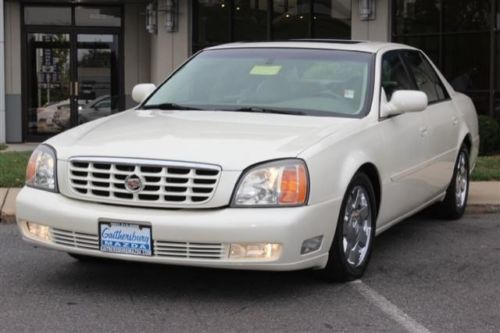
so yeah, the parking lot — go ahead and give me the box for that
[0,212,499,333]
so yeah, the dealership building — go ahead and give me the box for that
[0,0,497,143]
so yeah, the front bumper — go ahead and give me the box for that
[16,187,342,271]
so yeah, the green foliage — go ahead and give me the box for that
[472,155,500,181]
[0,144,7,151]
[0,151,32,187]
[478,115,500,155]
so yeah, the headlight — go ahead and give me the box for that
[232,159,309,207]
[26,144,58,192]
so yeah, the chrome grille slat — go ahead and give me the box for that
[68,157,221,207]
[48,227,226,261]
[154,241,227,260]
[50,228,100,250]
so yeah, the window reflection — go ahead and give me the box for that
[394,0,440,35]
[193,0,231,52]
[233,0,268,41]
[272,0,310,40]
[313,0,351,38]
[27,34,71,135]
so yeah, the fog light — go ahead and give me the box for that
[229,243,282,260]
[301,235,323,254]
[25,222,50,241]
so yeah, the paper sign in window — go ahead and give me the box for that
[250,65,282,76]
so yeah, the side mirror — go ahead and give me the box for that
[132,83,156,104]
[381,90,428,117]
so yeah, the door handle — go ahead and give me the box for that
[69,81,73,97]
[74,82,79,97]
[419,126,428,137]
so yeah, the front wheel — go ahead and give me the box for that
[321,172,377,282]
[435,144,470,220]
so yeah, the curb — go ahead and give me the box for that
[0,188,20,224]
[466,204,500,215]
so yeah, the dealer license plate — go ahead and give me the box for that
[99,222,152,256]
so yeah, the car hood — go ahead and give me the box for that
[47,109,355,170]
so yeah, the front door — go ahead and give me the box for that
[23,6,124,141]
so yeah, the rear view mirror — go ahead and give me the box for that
[381,90,428,117]
[132,83,156,104]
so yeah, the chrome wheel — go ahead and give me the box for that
[455,151,468,209]
[342,186,372,268]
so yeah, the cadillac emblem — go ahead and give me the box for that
[124,174,145,193]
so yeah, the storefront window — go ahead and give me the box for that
[75,7,122,27]
[193,0,231,52]
[233,0,268,41]
[393,0,496,117]
[442,0,490,32]
[193,0,352,51]
[394,0,440,35]
[272,0,310,39]
[313,0,351,39]
[24,6,71,26]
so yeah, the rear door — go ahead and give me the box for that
[401,50,458,196]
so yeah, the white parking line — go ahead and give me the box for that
[350,280,432,333]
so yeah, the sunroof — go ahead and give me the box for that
[288,39,362,44]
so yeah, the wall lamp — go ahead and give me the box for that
[145,0,178,34]
[145,2,157,34]
[359,0,376,21]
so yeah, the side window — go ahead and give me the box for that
[381,51,415,100]
[402,51,448,103]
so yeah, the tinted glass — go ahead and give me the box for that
[24,6,71,25]
[394,0,440,35]
[272,0,310,39]
[443,33,490,91]
[193,0,231,52]
[313,0,351,38]
[145,48,373,117]
[393,35,440,66]
[76,34,120,125]
[442,0,490,32]
[75,7,122,27]
[233,0,268,41]
[381,51,415,100]
[402,51,447,103]
[26,33,71,136]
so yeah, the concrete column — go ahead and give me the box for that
[124,3,151,108]
[150,0,190,85]
[0,0,5,143]
[351,0,391,42]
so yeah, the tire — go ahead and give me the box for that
[321,172,377,282]
[435,144,470,220]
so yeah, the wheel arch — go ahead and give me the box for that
[356,163,381,220]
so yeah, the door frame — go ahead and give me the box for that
[21,3,125,142]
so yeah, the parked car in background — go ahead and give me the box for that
[52,95,114,128]
[18,41,479,281]
[37,99,85,132]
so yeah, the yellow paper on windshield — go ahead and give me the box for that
[250,65,282,76]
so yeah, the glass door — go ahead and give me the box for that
[76,34,120,125]
[26,33,72,136]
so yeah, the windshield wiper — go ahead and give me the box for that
[228,106,307,116]
[141,103,202,110]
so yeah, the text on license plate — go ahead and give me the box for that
[99,222,152,256]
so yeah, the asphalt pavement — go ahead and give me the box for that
[0,213,499,333]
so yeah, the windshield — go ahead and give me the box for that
[143,48,374,117]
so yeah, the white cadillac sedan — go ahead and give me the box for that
[17,40,479,282]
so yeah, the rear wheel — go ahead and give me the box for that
[321,172,377,282]
[435,144,470,220]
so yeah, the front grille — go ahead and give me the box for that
[68,157,221,207]
[50,228,100,250]
[49,227,226,260]
[154,241,227,259]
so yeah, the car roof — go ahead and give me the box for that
[206,40,416,54]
